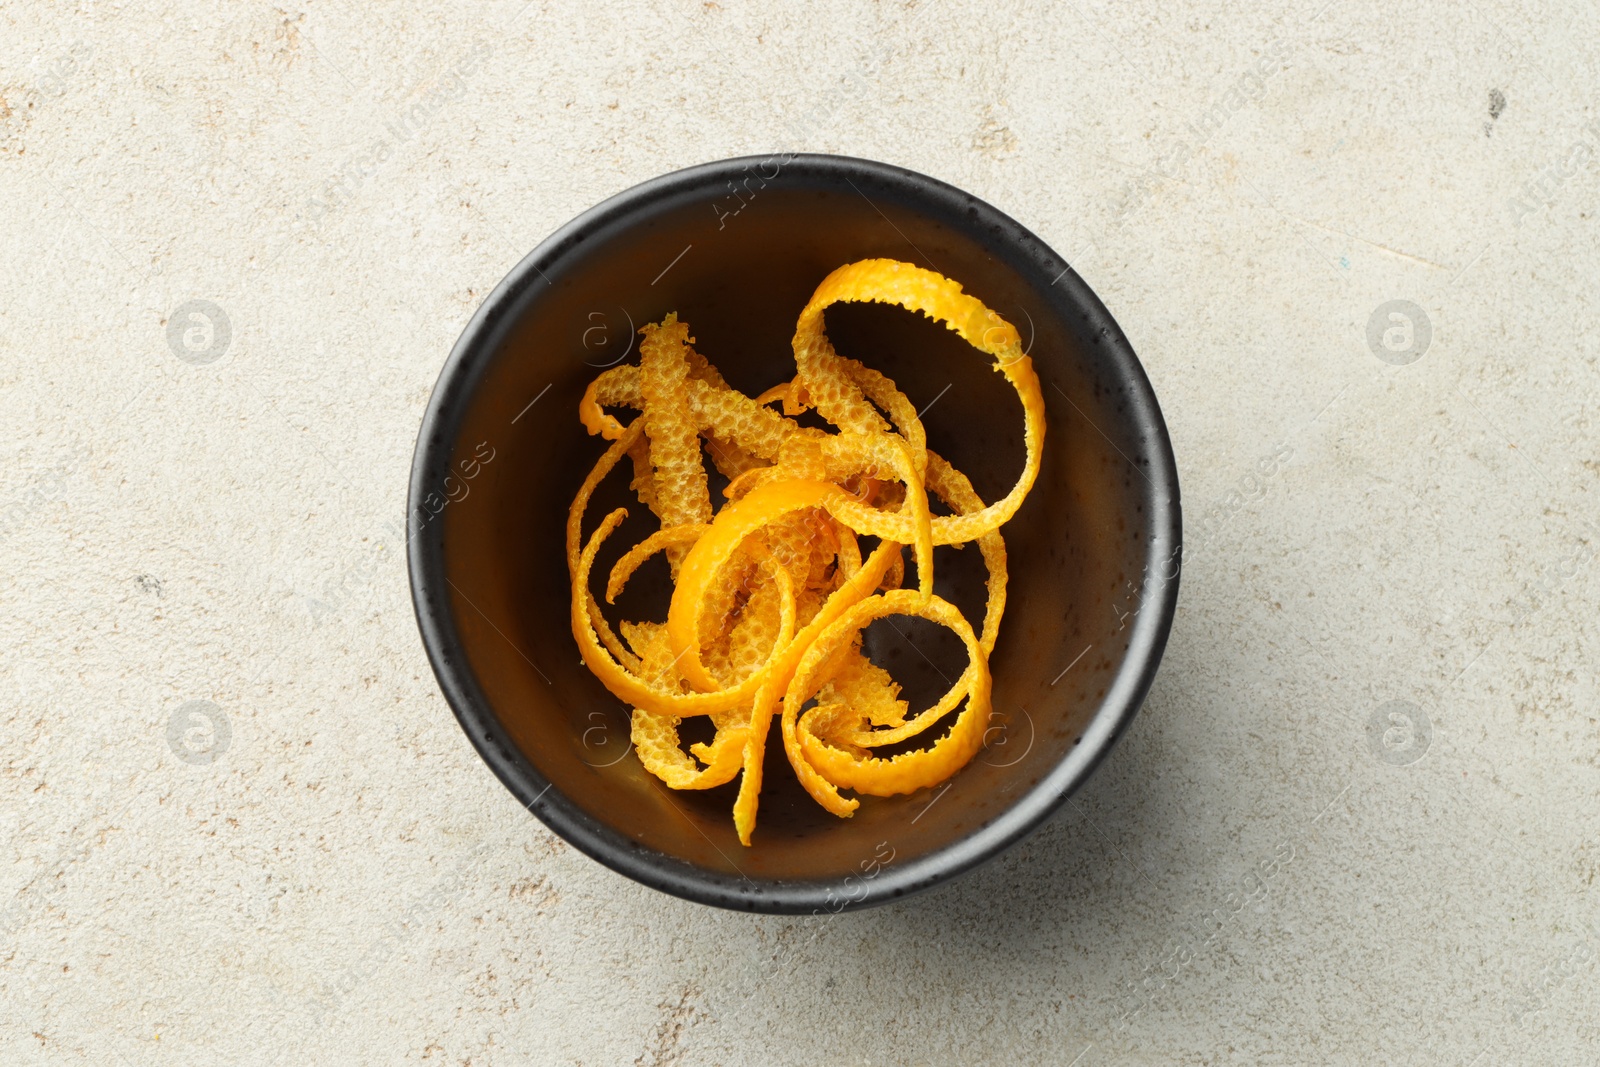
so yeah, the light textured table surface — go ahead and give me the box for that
[4,1,1599,1063]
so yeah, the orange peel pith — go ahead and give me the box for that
[567,259,1044,843]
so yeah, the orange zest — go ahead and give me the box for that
[567,259,1044,843]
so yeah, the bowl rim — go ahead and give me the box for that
[408,152,1181,914]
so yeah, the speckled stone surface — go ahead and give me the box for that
[3,1,1599,1063]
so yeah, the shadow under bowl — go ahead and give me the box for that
[408,153,1180,913]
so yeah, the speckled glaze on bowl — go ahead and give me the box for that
[408,153,1180,913]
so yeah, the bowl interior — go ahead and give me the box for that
[417,156,1175,900]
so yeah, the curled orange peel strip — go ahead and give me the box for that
[628,563,797,790]
[606,524,708,604]
[785,590,991,802]
[793,258,1046,545]
[638,315,712,531]
[567,258,1039,843]
[572,506,798,716]
[666,480,836,692]
[927,451,1007,658]
[564,420,648,672]
[579,367,635,440]
[754,381,793,408]
[729,537,903,842]
[666,479,905,693]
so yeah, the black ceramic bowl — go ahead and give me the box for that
[408,154,1179,913]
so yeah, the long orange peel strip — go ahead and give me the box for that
[784,589,991,806]
[567,258,1043,844]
